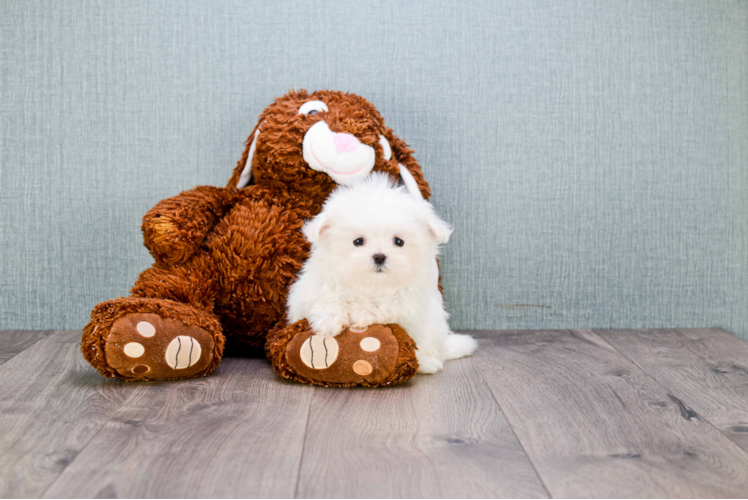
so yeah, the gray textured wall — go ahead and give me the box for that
[1,0,746,338]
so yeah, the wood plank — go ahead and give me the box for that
[0,330,52,365]
[0,331,134,498]
[597,328,748,452]
[473,329,748,498]
[43,358,314,499]
[296,356,548,499]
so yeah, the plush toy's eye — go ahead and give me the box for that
[353,237,365,247]
[299,100,329,115]
[394,237,404,247]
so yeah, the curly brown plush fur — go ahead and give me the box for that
[82,90,428,386]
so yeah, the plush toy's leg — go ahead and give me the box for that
[82,297,225,381]
[266,320,418,387]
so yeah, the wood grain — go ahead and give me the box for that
[0,330,52,365]
[0,331,134,498]
[473,329,748,498]
[296,356,548,499]
[5,328,748,498]
[597,328,748,452]
[43,358,314,499]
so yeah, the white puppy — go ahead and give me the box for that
[287,172,477,374]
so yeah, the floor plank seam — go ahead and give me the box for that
[471,357,553,499]
[0,330,54,367]
[589,329,748,461]
[293,387,315,499]
[36,379,136,498]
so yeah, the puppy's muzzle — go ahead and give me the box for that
[373,253,387,272]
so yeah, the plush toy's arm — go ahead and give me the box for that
[142,186,239,266]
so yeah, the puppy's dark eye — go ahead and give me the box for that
[353,238,365,247]
[394,237,404,247]
[308,110,318,115]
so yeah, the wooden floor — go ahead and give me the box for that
[1,329,748,498]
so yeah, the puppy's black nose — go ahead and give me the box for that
[373,253,386,266]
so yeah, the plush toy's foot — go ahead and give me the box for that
[82,297,225,381]
[266,320,418,387]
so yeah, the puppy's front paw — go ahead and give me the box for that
[416,355,444,374]
[309,312,349,337]
[349,309,377,330]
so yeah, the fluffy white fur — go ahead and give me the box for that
[287,173,477,374]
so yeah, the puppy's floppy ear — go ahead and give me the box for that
[382,127,432,200]
[303,213,333,244]
[227,117,264,190]
[422,208,453,244]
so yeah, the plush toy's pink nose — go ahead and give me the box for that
[333,133,360,153]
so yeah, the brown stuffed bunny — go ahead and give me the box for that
[82,90,431,387]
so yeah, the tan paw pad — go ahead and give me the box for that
[136,321,156,337]
[359,337,381,352]
[165,336,202,369]
[352,360,373,375]
[299,335,339,369]
[123,342,145,358]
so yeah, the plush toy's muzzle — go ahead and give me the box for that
[302,121,377,184]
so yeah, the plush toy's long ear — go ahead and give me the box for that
[398,163,423,200]
[302,213,332,244]
[382,128,431,200]
[227,121,262,190]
